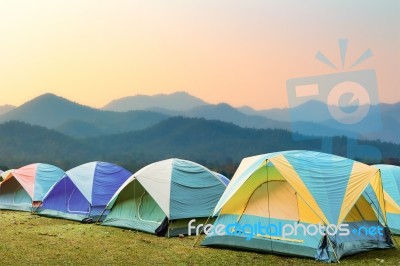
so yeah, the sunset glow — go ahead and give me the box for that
[0,1,398,109]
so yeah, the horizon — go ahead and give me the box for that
[1,1,399,109]
[1,91,399,112]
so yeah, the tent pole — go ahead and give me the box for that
[266,164,273,252]
[326,235,340,263]
[391,232,400,248]
[32,204,40,214]
[364,172,388,226]
[375,171,398,247]
[354,204,366,221]
[194,162,270,247]
[96,208,106,224]
[192,209,215,247]
[364,192,389,229]
[168,220,170,238]
[31,200,34,214]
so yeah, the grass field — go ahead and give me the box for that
[0,211,399,265]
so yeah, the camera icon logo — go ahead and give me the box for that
[327,80,370,125]
[286,40,382,160]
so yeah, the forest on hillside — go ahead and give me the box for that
[1,118,399,177]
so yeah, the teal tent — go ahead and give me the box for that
[102,158,228,236]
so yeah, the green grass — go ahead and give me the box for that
[0,211,399,265]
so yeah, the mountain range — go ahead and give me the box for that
[1,119,399,176]
[0,94,168,137]
[0,105,15,116]
[1,92,398,143]
[0,92,400,143]
[102,91,207,112]
[0,92,399,173]
[103,92,400,143]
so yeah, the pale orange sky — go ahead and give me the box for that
[0,1,399,109]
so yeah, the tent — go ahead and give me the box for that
[202,151,393,262]
[372,164,400,234]
[0,169,14,182]
[38,161,132,221]
[102,158,228,236]
[213,172,230,186]
[0,164,65,211]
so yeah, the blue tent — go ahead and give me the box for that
[38,161,132,221]
[372,164,400,234]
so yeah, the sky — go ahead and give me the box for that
[0,0,399,110]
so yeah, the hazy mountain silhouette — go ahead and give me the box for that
[238,100,400,143]
[182,103,290,129]
[137,102,358,138]
[381,102,400,123]
[102,91,208,112]
[148,102,360,138]
[1,118,398,171]
[0,92,398,142]
[238,105,290,121]
[54,120,105,138]
[0,121,93,167]
[0,93,99,128]
[239,100,400,121]
[0,93,169,136]
[0,105,16,116]
[239,100,369,122]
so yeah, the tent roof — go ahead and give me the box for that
[213,172,230,186]
[3,163,65,201]
[62,161,132,205]
[214,150,381,226]
[107,158,227,219]
[373,164,400,210]
[0,169,14,182]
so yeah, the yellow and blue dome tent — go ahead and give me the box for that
[372,164,400,234]
[102,158,228,237]
[202,151,393,262]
